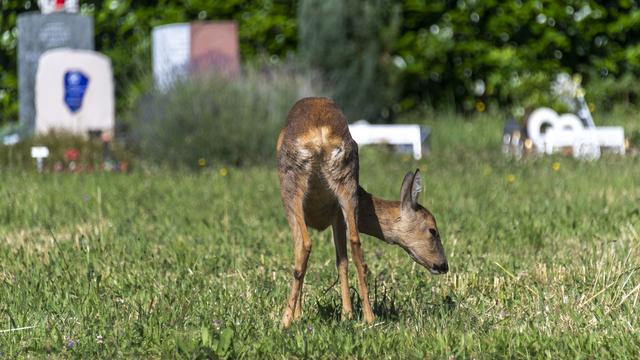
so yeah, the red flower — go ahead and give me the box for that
[64,148,79,161]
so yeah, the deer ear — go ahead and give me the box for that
[400,169,422,212]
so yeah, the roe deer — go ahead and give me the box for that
[277,97,448,329]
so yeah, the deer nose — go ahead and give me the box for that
[433,262,448,274]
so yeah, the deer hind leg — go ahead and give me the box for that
[332,214,353,320]
[279,169,312,329]
[324,142,375,324]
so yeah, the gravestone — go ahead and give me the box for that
[191,22,240,75]
[35,49,114,135]
[152,21,240,90]
[152,23,191,90]
[17,12,93,132]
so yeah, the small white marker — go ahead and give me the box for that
[31,146,50,173]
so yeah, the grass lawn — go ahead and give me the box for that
[1,113,639,358]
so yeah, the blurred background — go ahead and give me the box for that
[1,0,639,168]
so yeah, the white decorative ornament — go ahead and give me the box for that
[38,0,79,14]
[527,107,585,152]
[527,107,625,160]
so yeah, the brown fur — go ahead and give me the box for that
[277,97,448,329]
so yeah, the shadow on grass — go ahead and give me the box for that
[311,273,404,323]
[311,272,460,324]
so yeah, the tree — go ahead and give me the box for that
[298,0,402,122]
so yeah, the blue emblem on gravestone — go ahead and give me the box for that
[64,70,89,113]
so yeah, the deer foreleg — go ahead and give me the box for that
[342,202,375,324]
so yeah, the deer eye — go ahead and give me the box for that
[429,228,439,238]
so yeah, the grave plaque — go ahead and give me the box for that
[17,12,94,132]
[35,49,114,135]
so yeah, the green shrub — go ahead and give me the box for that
[131,64,324,169]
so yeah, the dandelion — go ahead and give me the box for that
[419,164,428,173]
[475,100,486,112]
[96,334,103,344]
[552,162,561,171]
[198,158,206,167]
[402,155,411,163]
[506,174,516,183]
[588,102,596,113]
[219,167,228,177]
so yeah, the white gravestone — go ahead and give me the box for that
[35,49,114,135]
[152,23,191,90]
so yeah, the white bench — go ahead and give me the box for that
[348,122,430,160]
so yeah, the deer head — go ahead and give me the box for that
[394,169,448,274]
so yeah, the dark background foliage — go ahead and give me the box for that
[1,0,640,125]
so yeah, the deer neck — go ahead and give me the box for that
[357,186,402,244]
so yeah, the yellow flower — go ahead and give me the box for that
[475,100,486,112]
[402,155,411,163]
[524,139,533,151]
[588,102,596,113]
[219,167,228,177]
[198,158,206,167]
[419,164,428,173]
[552,162,561,171]
[506,174,516,183]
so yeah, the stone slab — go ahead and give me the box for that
[190,21,240,75]
[35,49,114,135]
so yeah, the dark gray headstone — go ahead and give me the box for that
[17,12,93,132]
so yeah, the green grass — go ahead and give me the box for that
[1,113,639,358]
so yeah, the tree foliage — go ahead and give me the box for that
[298,0,402,122]
[396,0,640,113]
[2,0,640,125]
